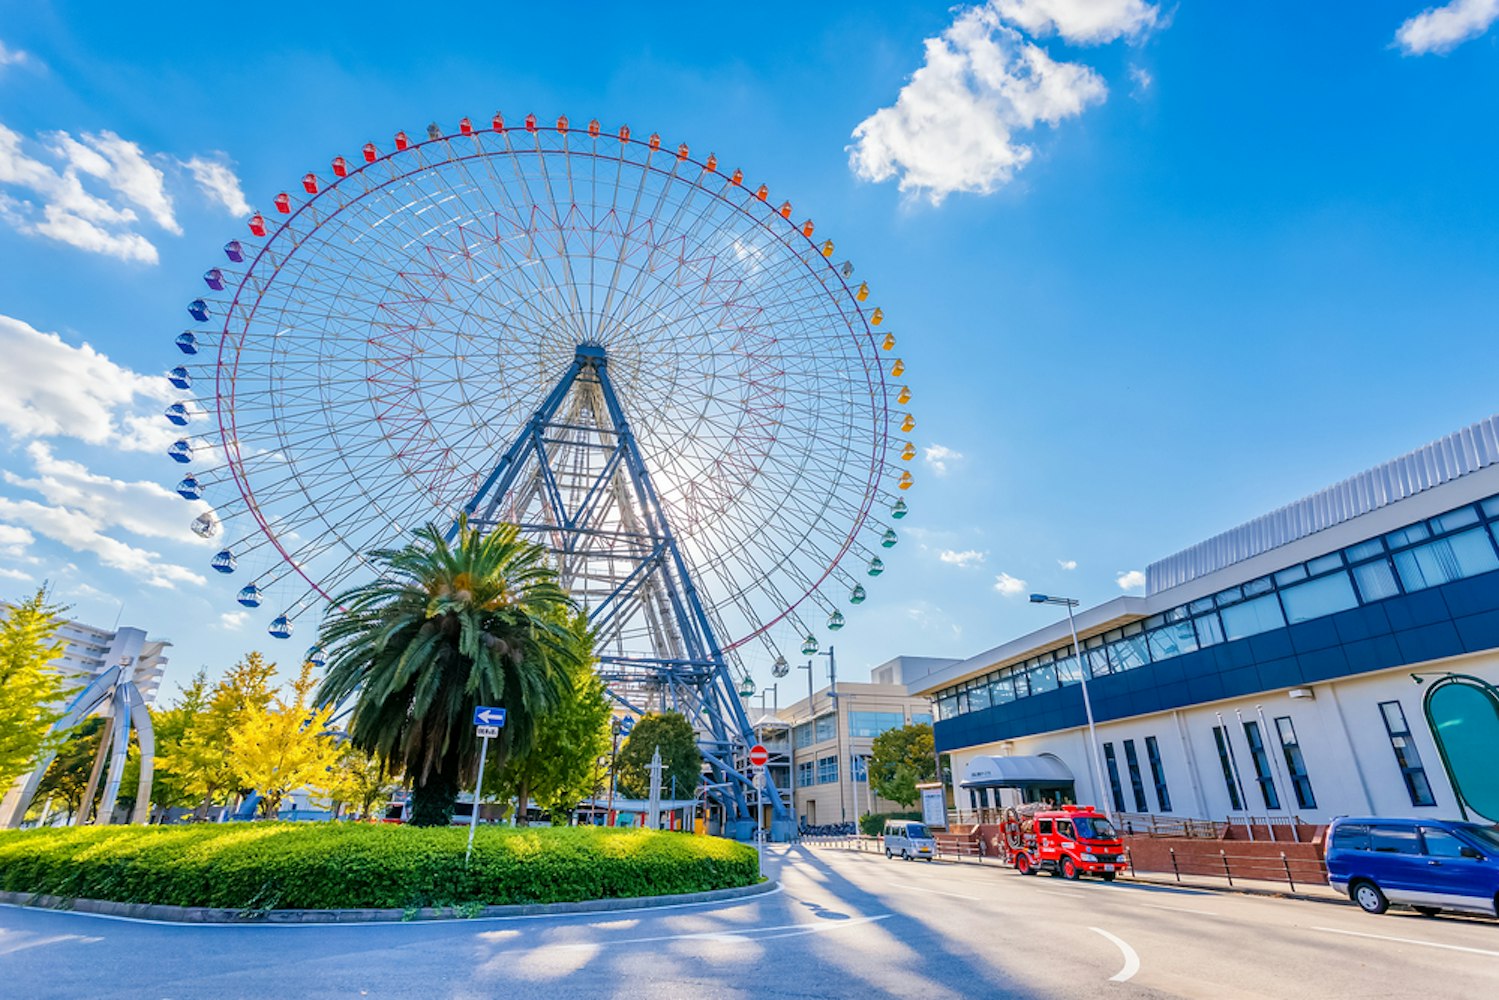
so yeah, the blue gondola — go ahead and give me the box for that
[165,403,190,426]
[168,439,192,463]
[168,366,192,389]
[268,615,294,639]
[237,584,262,608]
[211,549,236,573]
[175,332,198,355]
[187,299,209,322]
[175,475,202,500]
[306,644,327,667]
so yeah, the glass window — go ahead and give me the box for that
[1352,559,1401,602]
[1108,633,1150,671]
[1379,700,1436,807]
[1331,824,1370,852]
[1346,539,1385,562]
[1369,826,1420,854]
[793,722,814,748]
[1147,621,1198,660]
[816,755,839,784]
[1085,647,1112,678]
[1166,605,1189,622]
[910,712,933,727]
[1194,613,1226,647]
[814,714,837,744]
[955,689,969,714]
[1434,507,1480,533]
[1484,496,1499,519]
[1027,662,1059,694]
[1144,613,1166,629]
[1274,565,1308,586]
[1421,828,1468,858]
[1220,593,1286,641]
[1055,653,1084,685]
[1102,742,1126,814]
[1145,735,1172,812]
[1387,523,1430,548]
[990,675,1015,705]
[1189,596,1216,615]
[796,760,814,787]
[1394,528,1499,591]
[1307,553,1343,576]
[1242,721,1281,810]
[1244,576,1274,597]
[967,684,991,713]
[849,711,906,738]
[1274,716,1316,810]
[1123,740,1149,813]
[1011,670,1030,699]
[1213,726,1245,811]
[1280,572,1359,624]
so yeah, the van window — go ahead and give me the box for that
[1369,826,1420,854]
[904,824,929,839]
[1056,820,1074,838]
[1331,824,1370,851]
[1421,828,1467,858]
[1037,819,1053,835]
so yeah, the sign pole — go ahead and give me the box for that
[467,731,490,865]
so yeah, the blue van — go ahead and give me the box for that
[1326,816,1499,917]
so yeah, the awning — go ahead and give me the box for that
[959,754,1075,790]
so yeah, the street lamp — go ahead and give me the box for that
[1030,593,1112,822]
[819,645,848,823]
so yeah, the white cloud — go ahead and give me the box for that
[0,523,34,555]
[993,571,1027,596]
[1128,64,1153,94]
[1116,569,1146,591]
[4,442,213,545]
[848,2,1119,204]
[939,548,988,568]
[923,443,964,476]
[0,565,31,581]
[0,313,178,452]
[184,155,250,216]
[993,0,1159,44]
[0,40,33,70]
[0,495,204,589]
[906,600,963,639]
[1057,558,1077,570]
[1395,0,1499,53]
[219,610,248,630]
[49,130,179,234]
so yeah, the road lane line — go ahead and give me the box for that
[553,913,893,949]
[1312,926,1499,958]
[1090,927,1141,983]
[888,882,981,901]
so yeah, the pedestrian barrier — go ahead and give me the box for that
[1136,846,1329,890]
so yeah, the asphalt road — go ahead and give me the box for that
[3,844,1498,999]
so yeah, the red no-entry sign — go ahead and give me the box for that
[748,744,769,767]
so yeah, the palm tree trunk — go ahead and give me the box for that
[409,770,459,827]
[516,778,530,826]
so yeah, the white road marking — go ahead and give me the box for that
[888,882,981,901]
[1313,926,1499,958]
[1090,927,1141,983]
[552,913,892,949]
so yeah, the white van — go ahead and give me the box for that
[883,819,936,861]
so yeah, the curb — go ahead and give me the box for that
[0,878,776,925]
[1123,874,1348,906]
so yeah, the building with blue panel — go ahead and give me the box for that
[908,417,1499,827]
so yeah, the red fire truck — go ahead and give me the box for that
[1000,804,1128,881]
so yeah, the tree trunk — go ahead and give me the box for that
[516,778,530,827]
[409,771,458,827]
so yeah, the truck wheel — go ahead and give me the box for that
[1352,880,1389,915]
[1060,857,1080,880]
[1016,853,1033,875]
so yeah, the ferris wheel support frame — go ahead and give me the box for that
[457,344,790,833]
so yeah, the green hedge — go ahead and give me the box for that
[859,811,923,837]
[0,823,758,912]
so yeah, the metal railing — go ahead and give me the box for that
[1139,846,1329,890]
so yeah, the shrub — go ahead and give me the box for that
[859,811,923,837]
[0,823,758,912]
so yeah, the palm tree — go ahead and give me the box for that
[316,520,584,826]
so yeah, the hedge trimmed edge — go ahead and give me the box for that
[0,824,760,914]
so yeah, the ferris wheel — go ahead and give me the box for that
[167,114,913,684]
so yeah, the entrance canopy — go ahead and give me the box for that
[959,754,1075,790]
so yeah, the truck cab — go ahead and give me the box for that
[1008,805,1127,881]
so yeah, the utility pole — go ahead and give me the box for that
[821,646,848,824]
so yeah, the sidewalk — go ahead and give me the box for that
[1122,869,1346,905]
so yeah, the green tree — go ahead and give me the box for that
[0,588,71,789]
[615,711,701,800]
[317,520,585,826]
[225,661,340,817]
[146,670,211,811]
[157,653,275,815]
[484,612,611,823]
[32,716,105,821]
[322,744,396,819]
[868,723,937,809]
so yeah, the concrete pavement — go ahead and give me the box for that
[2,843,1496,998]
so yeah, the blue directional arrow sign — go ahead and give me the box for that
[619,715,635,735]
[473,706,507,727]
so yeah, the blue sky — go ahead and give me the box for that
[1,1,1497,702]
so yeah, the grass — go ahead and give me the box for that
[0,822,758,912]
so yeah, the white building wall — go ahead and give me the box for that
[951,651,1499,826]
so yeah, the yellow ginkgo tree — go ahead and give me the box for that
[226,660,341,818]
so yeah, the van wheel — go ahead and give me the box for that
[1016,853,1033,875]
[1413,906,1441,917]
[885,847,893,859]
[1060,857,1080,880]
[1352,880,1389,915]
[902,849,911,861]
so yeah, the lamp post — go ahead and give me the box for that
[1030,593,1112,822]
[797,658,815,827]
[819,646,848,824]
